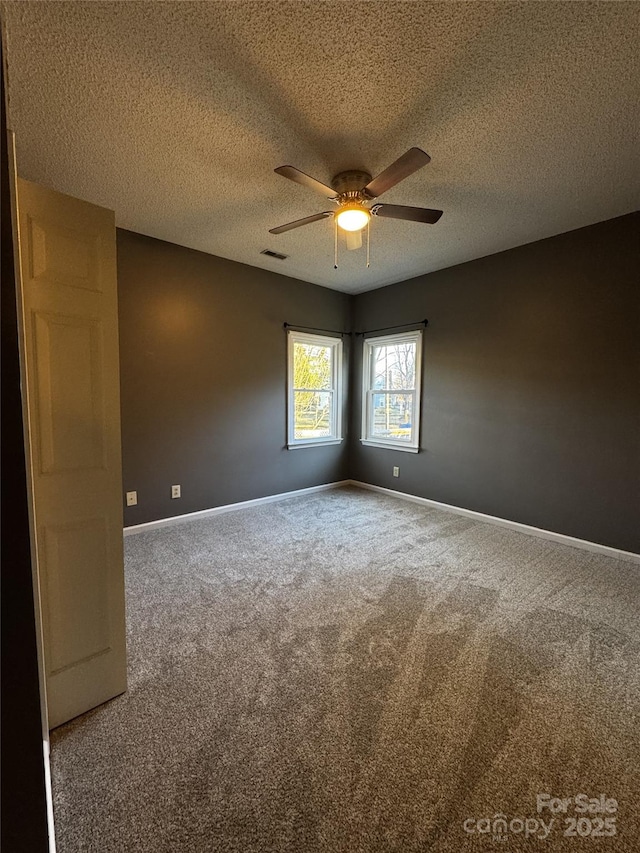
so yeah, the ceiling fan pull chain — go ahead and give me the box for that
[366,219,370,268]
[334,218,338,269]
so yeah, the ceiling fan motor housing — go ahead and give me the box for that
[331,170,373,200]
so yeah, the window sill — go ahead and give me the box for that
[287,438,344,450]
[360,439,419,453]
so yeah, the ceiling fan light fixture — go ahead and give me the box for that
[335,203,370,232]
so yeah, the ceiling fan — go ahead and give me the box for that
[269,147,443,264]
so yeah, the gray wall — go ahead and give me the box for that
[118,215,639,552]
[350,213,640,553]
[117,230,350,525]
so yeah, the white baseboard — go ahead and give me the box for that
[347,480,640,565]
[124,478,639,565]
[123,481,350,536]
[43,739,57,852]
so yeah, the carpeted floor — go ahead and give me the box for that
[50,486,640,852]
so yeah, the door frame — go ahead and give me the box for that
[7,125,57,851]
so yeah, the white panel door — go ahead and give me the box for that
[16,178,127,729]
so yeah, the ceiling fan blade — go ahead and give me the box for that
[345,230,362,251]
[269,211,333,234]
[275,166,338,199]
[363,148,431,199]
[371,204,443,224]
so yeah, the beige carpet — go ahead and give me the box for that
[50,486,640,851]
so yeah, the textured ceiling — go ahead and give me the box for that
[3,1,639,294]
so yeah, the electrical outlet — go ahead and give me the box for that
[171,484,181,499]
[393,467,400,478]
[126,490,137,506]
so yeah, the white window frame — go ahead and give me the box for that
[287,330,343,449]
[361,329,423,453]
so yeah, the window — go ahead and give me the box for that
[287,331,343,449]
[361,330,423,452]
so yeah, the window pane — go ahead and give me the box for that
[293,342,332,390]
[370,392,414,441]
[373,343,416,390]
[294,390,332,439]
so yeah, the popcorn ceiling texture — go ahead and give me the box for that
[3,1,639,293]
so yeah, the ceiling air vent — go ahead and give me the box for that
[261,249,288,260]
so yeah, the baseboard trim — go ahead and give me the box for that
[347,480,640,565]
[43,739,57,852]
[124,478,639,564]
[123,481,350,536]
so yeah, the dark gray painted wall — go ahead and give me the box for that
[350,213,640,553]
[118,215,639,552]
[117,230,351,526]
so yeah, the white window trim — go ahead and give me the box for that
[360,329,423,452]
[287,330,343,449]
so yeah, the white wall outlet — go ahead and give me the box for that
[393,467,400,478]
[126,490,137,506]
[171,484,181,499]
